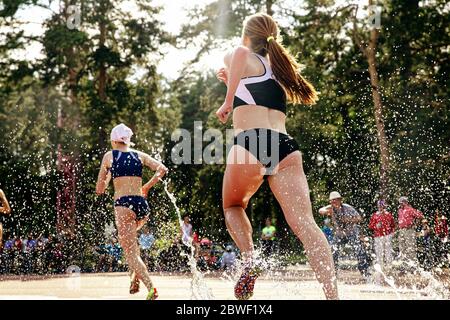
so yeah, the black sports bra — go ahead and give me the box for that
[233,53,287,114]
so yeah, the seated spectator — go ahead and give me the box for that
[48,239,65,273]
[34,237,47,274]
[418,219,435,270]
[321,218,334,244]
[23,233,38,273]
[0,233,14,273]
[12,236,23,274]
[103,237,122,272]
[220,245,237,271]
[96,242,109,272]
[2,234,14,253]
[197,238,216,271]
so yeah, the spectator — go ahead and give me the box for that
[261,217,276,256]
[48,238,65,273]
[319,191,371,279]
[434,210,449,267]
[0,232,14,273]
[23,233,37,273]
[180,215,194,266]
[12,235,23,274]
[40,232,49,245]
[221,245,237,270]
[369,200,396,270]
[417,219,435,270]
[3,235,14,252]
[321,218,333,244]
[434,210,448,239]
[34,237,47,274]
[397,196,423,265]
[106,237,123,272]
[139,226,155,250]
[192,231,201,258]
[96,242,109,272]
[180,215,193,246]
[26,233,37,252]
[197,238,215,271]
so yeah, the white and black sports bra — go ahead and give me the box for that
[233,53,287,114]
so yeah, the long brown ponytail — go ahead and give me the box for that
[243,13,318,105]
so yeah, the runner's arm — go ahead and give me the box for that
[140,152,168,197]
[96,152,112,195]
[319,205,332,216]
[224,46,249,105]
[0,189,11,214]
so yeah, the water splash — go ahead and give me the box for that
[163,179,214,300]
[372,263,402,299]
[403,260,449,299]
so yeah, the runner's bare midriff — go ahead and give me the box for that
[113,177,143,200]
[232,104,287,135]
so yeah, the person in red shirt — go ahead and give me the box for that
[397,196,424,264]
[369,200,396,270]
[434,210,448,239]
[433,209,449,266]
[192,231,201,258]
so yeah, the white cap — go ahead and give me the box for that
[110,123,133,145]
[329,191,342,201]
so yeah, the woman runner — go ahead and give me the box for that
[96,123,168,300]
[215,13,338,300]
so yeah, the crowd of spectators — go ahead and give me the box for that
[0,232,66,274]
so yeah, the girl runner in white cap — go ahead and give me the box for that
[96,123,168,300]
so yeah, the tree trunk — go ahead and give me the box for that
[352,1,391,199]
[266,0,274,16]
[366,30,390,198]
[366,0,390,198]
[97,13,108,151]
[56,0,79,240]
[98,21,107,101]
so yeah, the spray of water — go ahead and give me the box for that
[372,263,402,299]
[163,179,214,300]
[403,260,449,299]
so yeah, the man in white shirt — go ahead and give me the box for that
[181,215,193,246]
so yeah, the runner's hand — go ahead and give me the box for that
[141,186,149,198]
[216,102,232,124]
[216,67,228,84]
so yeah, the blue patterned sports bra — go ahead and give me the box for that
[110,150,142,179]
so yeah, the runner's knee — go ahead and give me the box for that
[223,200,248,211]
